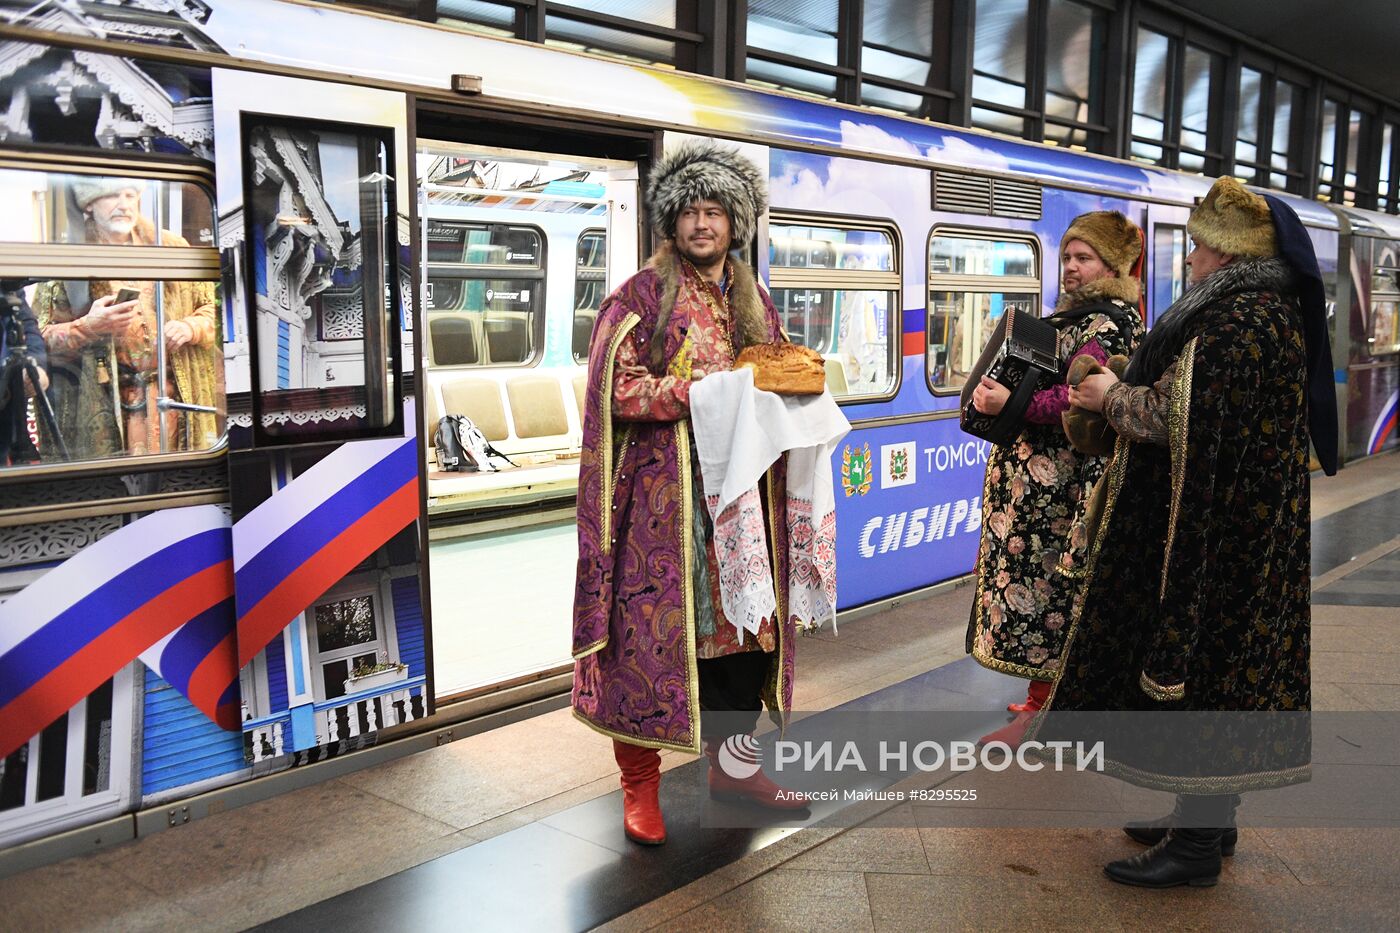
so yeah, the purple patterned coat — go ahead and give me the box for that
[572,249,794,752]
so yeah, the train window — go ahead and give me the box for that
[1152,226,1187,322]
[1370,265,1400,356]
[927,230,1041,395]
[243,116,401,444]
[425,221,545,368]
[768,218,900,401]
[0,163,224,470]
[573,229,606,363]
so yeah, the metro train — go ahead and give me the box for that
[0,0,1395,851]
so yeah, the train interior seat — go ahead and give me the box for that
[572,371,587,418]
[429,315,479,365]
[440,377,510,441]
[824,358,849,396]
[485,314,530,364]
[572,310,597,360]
[505,375,569,441]
[424,366,586,509]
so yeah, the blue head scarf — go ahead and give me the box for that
[1261,194,1338,475]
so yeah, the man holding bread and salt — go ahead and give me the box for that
[571,140,848,846]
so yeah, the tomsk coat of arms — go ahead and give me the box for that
[841,442,872,497]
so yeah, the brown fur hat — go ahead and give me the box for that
[1059,211,1142,278]
[1186,176,1277,259]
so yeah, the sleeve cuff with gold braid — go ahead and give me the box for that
[1139,670,1185,702]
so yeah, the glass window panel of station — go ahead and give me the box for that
[1131,28,1171,162]
[425,221,544,367]
[973,0,1028,111]
[748,0,839,67]
[545,13,676,67]
[573,229,606,363]
[1179,44,1216,158]
[435,0,516,37]
[1272,81,1303,187]
[1319,99,1341,201]
[745,56,839,99]
[1381,124,1396,212]
[1344,109,1365,202]
[926,232,1040,394]
[1044,0,1103,126]
[769,221,899,399]
[1236,67,1264,170]
[0,167,224,468]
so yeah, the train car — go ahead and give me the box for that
[0,0,1394,852]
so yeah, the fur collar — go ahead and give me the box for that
[1124,257,1293,386]
[1053,275,1140,315]
[645,241,769,370]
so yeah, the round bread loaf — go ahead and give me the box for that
[734,342,825,395]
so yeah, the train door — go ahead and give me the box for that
[212,71,430,765]
[417,140,640,701]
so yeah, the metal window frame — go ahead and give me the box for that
[767,209,903,405]
[925,224,1042,398]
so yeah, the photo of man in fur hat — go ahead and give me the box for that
[30,178,221,460]
[571,141,807,847]
[1048,176,1338,888]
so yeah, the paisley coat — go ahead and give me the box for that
[571,245,794,753]
[966,277,1143,681]
[1037,258,1313,793]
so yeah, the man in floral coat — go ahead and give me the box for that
[572,142,806,847]
[966,211,1144,741]
[1055,177,1337,887]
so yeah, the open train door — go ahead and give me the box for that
[212,71,430,768]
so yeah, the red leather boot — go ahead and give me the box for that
[613,740,665,845]
[704,737,809,810]
[1006,678,1052,713]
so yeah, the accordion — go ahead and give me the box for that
[959,308,1060,445]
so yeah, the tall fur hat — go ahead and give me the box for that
[71,178,141,210]
[1187,176,1277,259]
[1059,210,1142,278]
[646,141,767,249]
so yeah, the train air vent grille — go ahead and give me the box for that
[933,171,993,214]
[992,179,1043,219]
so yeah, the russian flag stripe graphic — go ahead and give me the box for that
[236,438,417,610]
[1368,390,1398,455]
[0,556,234,761]
[234,435,419,668]
[237,477,418,668]
[0,506,238,761]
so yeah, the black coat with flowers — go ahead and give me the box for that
[1041,258,1312,792]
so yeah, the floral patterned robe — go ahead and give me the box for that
[967,283,1143,681]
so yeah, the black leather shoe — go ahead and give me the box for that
[1104,829,1223,888]
[1124,822,1237,856]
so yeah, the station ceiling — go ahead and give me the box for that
[1170,0,1400,105]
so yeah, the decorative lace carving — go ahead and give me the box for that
[321,292,364,340]
[0,516,125,569]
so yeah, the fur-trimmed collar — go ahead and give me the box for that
[1053,275,1140,314]
[645,241,768,370]
[1124,257,1293,386]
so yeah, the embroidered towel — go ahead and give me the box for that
[689,368,851,636]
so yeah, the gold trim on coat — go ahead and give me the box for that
[1160,336,1197,602]
[599,313,640,555]
[1139,670,1186,702]
[677,425,703,753]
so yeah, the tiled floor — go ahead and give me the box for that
[1,451,1396,932]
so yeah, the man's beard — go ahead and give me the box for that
[676,236,728,268]
[93,214,136,241]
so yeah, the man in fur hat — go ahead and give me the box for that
[572,141,806,847]
[966,211,1144,743]
[1049,177,1336,887]
[31,178,220,460]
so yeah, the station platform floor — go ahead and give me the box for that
[2,450,1398,932]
